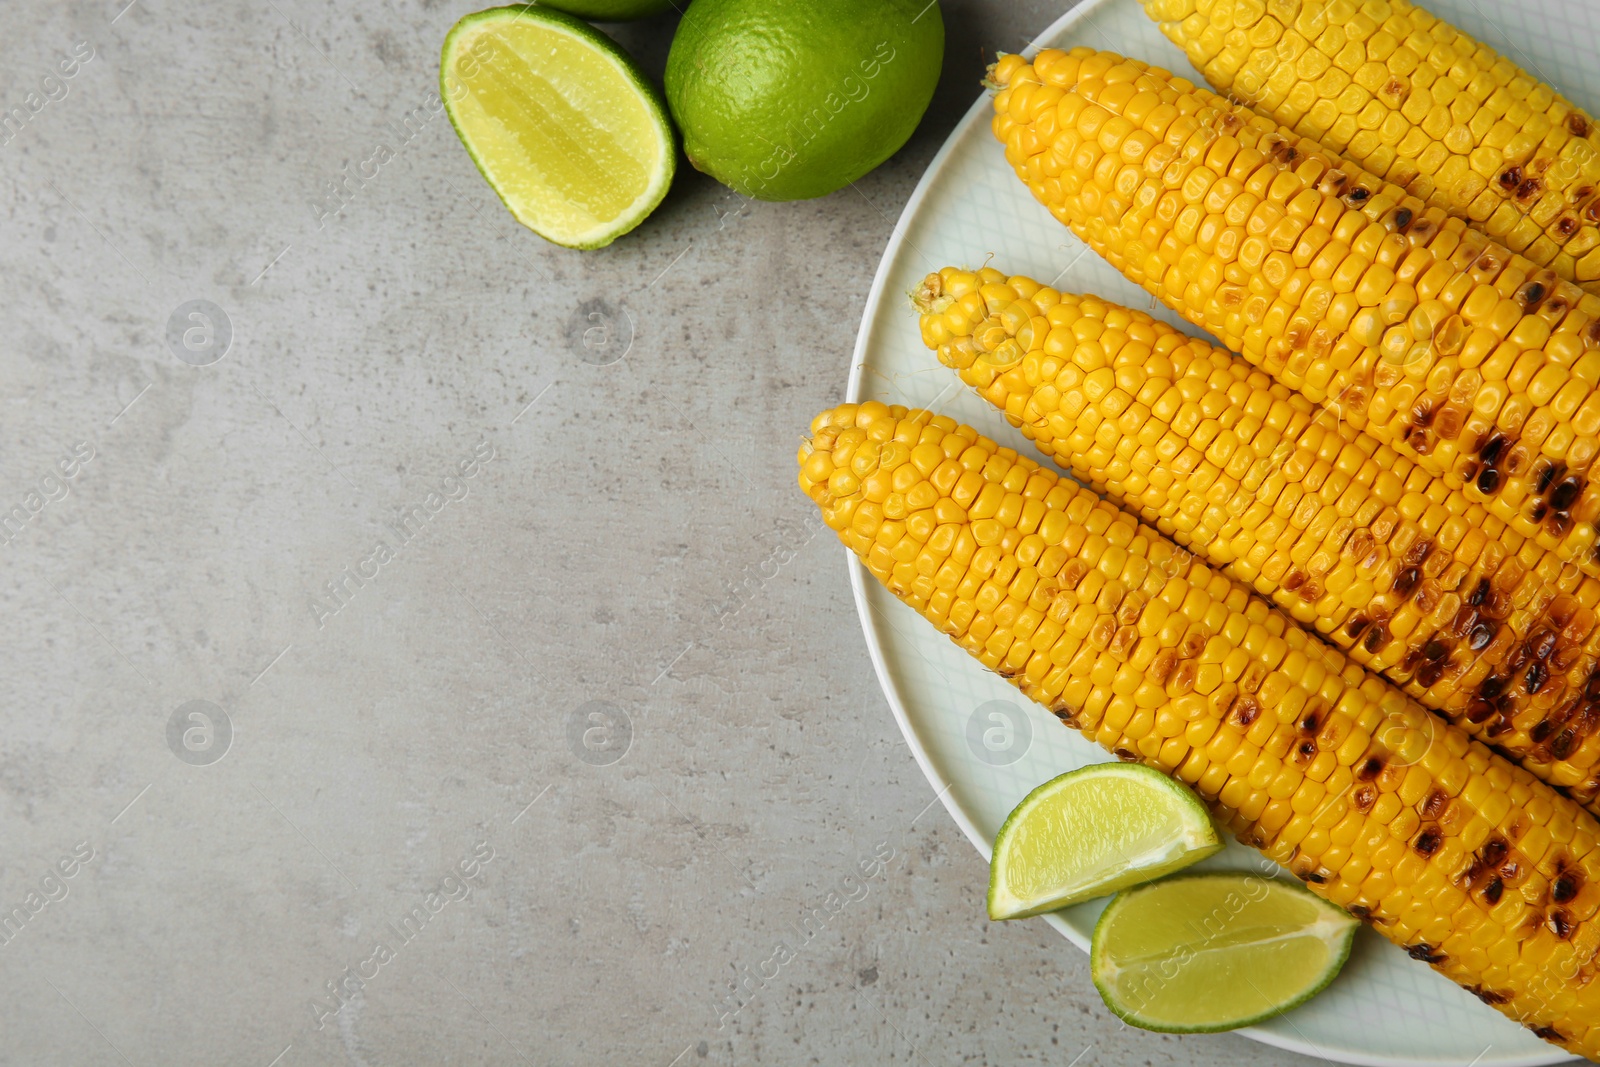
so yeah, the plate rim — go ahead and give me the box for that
[839,1,1575,1063]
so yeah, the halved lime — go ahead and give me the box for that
[1092,872,1359,1033]
[441,7,676,249]
[987,763,1221,920]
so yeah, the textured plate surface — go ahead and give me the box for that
[843,0,1600,1062]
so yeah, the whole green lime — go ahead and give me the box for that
[665,0,943,200]
[537,0,677,20]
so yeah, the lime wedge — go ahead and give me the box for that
[1092,872,1359,1033]
[441,6,675,249]
[987,764,1221,920]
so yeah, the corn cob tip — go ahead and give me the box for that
[980,59,1004,93]
[910,272,951,315]
[987,53,1035,92]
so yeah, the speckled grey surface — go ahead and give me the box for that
[0,1,1334,1063]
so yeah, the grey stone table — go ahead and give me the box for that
[0,0,1338,1063]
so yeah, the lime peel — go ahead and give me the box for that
[664,0,944,201]
[987,763,1223,921]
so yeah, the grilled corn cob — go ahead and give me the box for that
[990,49,1600,584]
[915,264,1600,806]
[1142,0,1600,293]
[801,400,1600,1058]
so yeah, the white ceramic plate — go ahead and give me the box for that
[843,0,1600,1062]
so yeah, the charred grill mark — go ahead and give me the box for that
[1414,826,1443,857]
[1499,165,1524,192]
[1556,215,1579,238]
[1414,581,1441,613]
[1416,657,1447,688]
[1552,477,1584,511]
[1421,789,1450,819]
[1353,784,1377,812]
[1407,942,1446,964]
[1392,207,1413,231]
[1553,872,1581,904]
[1050,704,1083,729]
[1479,675,1508,700]
[1295,739,1318,761]
[1299,710,1320,732]
[1472,987,1513,1005]
[1468,578,1491,608]
[1393,567,1422,595]
[1344,614,1370,639]
[1230,695,1261,727]
[1405,539,1433,566]
[1517,177,1544,202]
[1348,903,1371,920]
[1549,910,1574,939]
[1478,466,1501,494]
[1569,113,1591,137]
[1344,186,1371,206]
[1532,1026,1564,1042]
[1359,757,1385,780]
[1552,728,1578,760]
[1468,621,1497,650]
[1480,434,1509,465]
[1484,876,1505,904]
[1364,622,1391,653]
[1113,747,1138,761]
[1527,661,1550,695]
